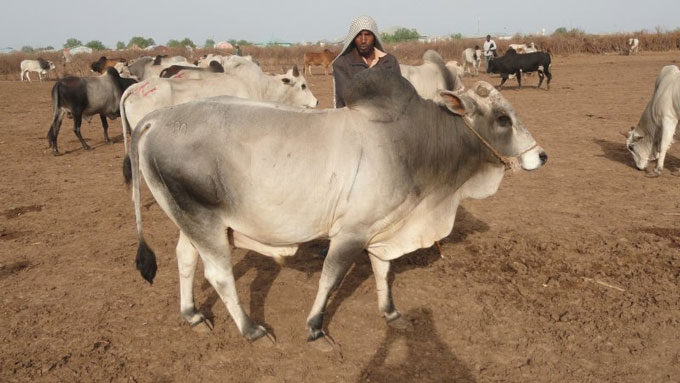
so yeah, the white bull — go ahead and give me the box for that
[123,68,547,350]
[20,59,56,82]
[120,63,317,153]
[400,50,464,101]
[461,46,482,76]
[626,65,680,176]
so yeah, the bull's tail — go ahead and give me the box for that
[129,120,157,283]
[120,85,136,157]
[47,83,61,147]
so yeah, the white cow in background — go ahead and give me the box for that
[400,50,464,102]
[20,59,55,82]
[626,65,680,176]
[120,63,317,153]
[628,38,640,55]
[461,46,482,76]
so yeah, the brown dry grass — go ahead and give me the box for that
[2,31,678,80]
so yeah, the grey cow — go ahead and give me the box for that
[48,67,137,155]
[125,68,547,350]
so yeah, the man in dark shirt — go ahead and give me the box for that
[332,15,401,108]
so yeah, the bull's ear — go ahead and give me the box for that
[439,90,475,116]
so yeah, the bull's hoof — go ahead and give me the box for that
[52,150,61,156]
[83,145,92,151]
[245,324,273,343]
[308,332,336,352]
[189,316,214,333]
[386,311,413,331]
[645,169,661,178]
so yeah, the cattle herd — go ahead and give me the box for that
[16,38,679,351]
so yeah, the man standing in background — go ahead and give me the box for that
[483,34,497,71]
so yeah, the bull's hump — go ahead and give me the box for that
[344,67,418,121]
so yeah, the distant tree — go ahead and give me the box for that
[180,38,195,48]
[167,39,182,48]
[128,36,155,49]
[553,27,568,35]
[116,41,126,50]
[381,28,420,43]
[43,45,54,51]
[227,39,252,46]
[21,46,34,53]
[63,38,83,48]
[86,40,106,50]
[450,33,463,40]
[204,39,215,48]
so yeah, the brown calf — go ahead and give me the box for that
[303,49,335,75]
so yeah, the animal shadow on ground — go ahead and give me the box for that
[0,261,31,280]
[358,307,476,383]
[198,207,489,337]
[593,138,680,170]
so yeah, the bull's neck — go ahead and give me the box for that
[410,101,499,190]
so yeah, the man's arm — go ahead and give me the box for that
[332,59,350,108]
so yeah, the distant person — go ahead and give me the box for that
[332,15,400,108]
[483,34,497,71]
[235,45,242,57]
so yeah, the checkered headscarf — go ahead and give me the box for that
[334,15,386,62]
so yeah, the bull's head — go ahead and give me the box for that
[439,82,547,171]
[279,66,318,108]
[624,126,655,170]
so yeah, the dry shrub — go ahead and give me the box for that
[1,31,678,80]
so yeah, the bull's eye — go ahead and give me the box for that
[497,115,512,127]
[301,84,307,90]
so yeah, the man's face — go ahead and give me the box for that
[354,30,375,55]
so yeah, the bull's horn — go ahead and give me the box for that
[292,64,300,77]
[619,131,629,138]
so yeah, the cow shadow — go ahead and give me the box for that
[592,138,631,167]
[592,138,680,170]
[198,206,489,337]
[358,307,476,383]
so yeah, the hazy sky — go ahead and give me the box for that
[2,0,678,49]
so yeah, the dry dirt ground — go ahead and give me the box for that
[2,51,680,383]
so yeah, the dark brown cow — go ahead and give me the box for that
[303,49,335,75]
[90,56,126,73]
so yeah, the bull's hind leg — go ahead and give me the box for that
[182,222,271,342]
[306,237,364,351]
[176,231,212,332]
[369,254,412,330]
[48,109,65,155]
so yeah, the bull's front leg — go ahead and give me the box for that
[306,237,364,351]
[72,112,91,151]
[516,71,522,88]
[176,231,212,332]
[99,114,111,144]
[369,254,412,330]
[651,117,679,176]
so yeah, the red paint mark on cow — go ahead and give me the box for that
[173,72,184,79]
[134,81,149,95]
[142,87,157,97]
